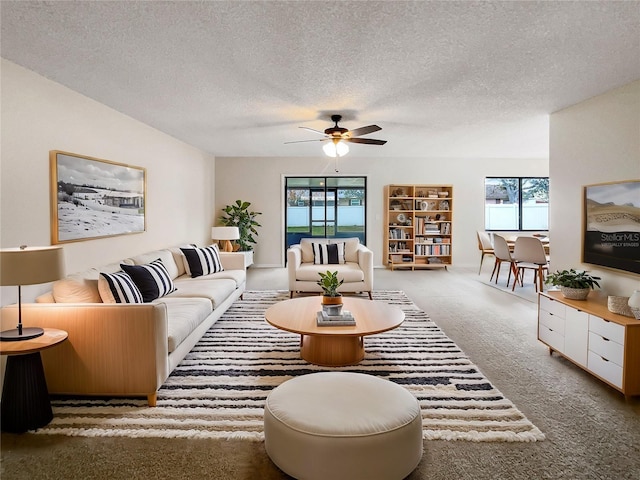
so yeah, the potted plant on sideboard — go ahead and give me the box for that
[545,269,601,300]
[218,200,262,267]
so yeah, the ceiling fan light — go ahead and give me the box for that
[323,140,349,157]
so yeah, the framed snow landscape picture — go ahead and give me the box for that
[50,151,146,244]
[583,179,640,275]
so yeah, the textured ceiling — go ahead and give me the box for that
[2,1,639,158]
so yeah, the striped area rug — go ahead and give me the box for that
[38,290,544,442]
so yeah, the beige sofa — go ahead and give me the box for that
[287,237,373,299]
[0,246,246,406]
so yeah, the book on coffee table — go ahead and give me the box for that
[316,310,356,326]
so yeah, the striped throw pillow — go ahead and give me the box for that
[180,244,224,278]
[312,242,345,265]
[98,271,144,304]
[121,259,177,302]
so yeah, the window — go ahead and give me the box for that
[285,176,367,253]
[484,177,549,231]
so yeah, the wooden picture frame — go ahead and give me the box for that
[582,179,640,275]
[50,151,146,244]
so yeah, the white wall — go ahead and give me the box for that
[215,156,548,267]
[0,59,216,304]
[549,79,640,296]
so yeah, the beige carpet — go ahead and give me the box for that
[2,267,639,480]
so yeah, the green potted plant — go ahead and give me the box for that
[317,271,344,314]
[218,200,262,252]
[545,269,601,300]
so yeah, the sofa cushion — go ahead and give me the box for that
[121,259,177,302]
[169,277,237,309]
[98,271,144,304]
[296,263,365,283]
[129,249,180,280]
[180,245,224,277]
[195,269,246,288]
[155,297,213,353]
[51,259,134,303]
[52,275,102,303]
[312,242,345,265]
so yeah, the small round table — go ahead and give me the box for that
[265,296,404,366]
[0,328,68,433]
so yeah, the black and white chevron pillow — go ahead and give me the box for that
[312,242,345,265]
[121,258,177,302]
[98,271,144,304]
[180,244,224,278]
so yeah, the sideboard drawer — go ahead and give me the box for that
[540,295,566,317]
[539,309,565,334]
[588,332,624,367]
[589,316,624,345]
[588,351,623,388]
[539,324,564,352]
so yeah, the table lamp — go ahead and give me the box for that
[0,245,65,341]
[211,226,240,252]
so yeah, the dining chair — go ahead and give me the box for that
[511,236,549,292]
[490,234,517,287]
[477,231,495,274]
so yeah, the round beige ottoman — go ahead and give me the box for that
[264,372,423,480]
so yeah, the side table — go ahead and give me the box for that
[1,328,68,433]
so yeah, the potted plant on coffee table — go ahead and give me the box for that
[545,268,601,300]
[317,270,344,315]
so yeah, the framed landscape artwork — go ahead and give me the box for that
[583,179,640,275]
[50,151,146,244]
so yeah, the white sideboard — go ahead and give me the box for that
[538,291,640,399]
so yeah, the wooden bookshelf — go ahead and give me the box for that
[384,184,453,270]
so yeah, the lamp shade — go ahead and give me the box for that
[211,226,240,241]
[323,140,349,158]
[0,246,65,286]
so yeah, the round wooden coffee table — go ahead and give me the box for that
[265,296,404,366]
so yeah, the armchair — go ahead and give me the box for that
[287,237,373,299]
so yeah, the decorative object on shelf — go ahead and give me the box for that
[628,290,640,320]
[607,296,634,317]
[50,150,146,244]
[211,226,240,252]
[218,200,262,252]
[317,270,344,316]
[545,269,601,300]
[438,191,448,197]
[439,200,450,210]
[396,213,406,224]
[0,246,65,341]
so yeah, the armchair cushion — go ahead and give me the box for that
[296,263,365,283]
[312,242,345,265]
[301,237,360,263]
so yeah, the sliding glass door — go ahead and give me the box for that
[285,176,367,254]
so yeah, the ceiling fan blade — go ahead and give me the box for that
[284,139,327,144]
[299,126,327,135]
[345,137,387,145]
[348,125,381,137]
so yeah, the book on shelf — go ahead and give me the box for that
[316,310,356,326]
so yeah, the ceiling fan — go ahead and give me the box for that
[285,114,387,157]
